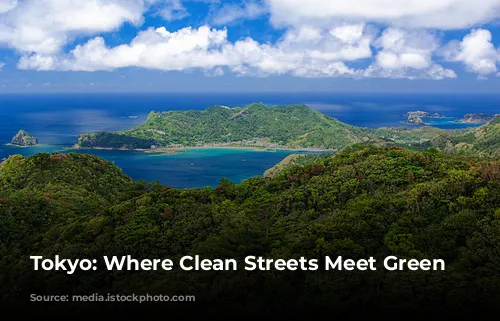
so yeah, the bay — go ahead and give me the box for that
[1,92,498,188]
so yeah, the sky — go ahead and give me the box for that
[0,0,500,93]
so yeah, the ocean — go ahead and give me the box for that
[1,92,498,188]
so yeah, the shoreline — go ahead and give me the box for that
[71,144,335,155]
[4,143,44,148]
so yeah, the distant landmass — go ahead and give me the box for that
[453,113,496,124]
[76,104,500,157]
[10,130,38,146]
[76,104,367,151]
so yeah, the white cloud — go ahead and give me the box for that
[330,24,365,44]
[0,61,4,70]
[205,67,225,77]
[442,29,499,77]
[157,0,189,21]
[266,0,500,29]
[0,0,149,54]
[365,28,456,79]
[425,65,458,80]
[211,1,267,25]
[3,0,496,80]
[18,24,374,78]
[19,26,231,71]
[0,0,17,14]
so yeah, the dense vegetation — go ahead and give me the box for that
[77,131,156,150]
[1,145,499,316]
[78,103,371,150]
[77,103,500,157]
[373,115,500,156]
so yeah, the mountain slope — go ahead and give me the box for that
[77,103,368,150]
[76,103,500,156]
[1,146,499,315]
[451,116,500,156]
[372,116,500,156]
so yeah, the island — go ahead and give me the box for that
[453,113,495,124]
[403,111,445,125]
[75,104,500,157]
[10,130,38,146]
[75,104,365,152]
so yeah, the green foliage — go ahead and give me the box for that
[78,104,367,150]
[77,131,156,149]
[1,146,499,315]
[77,104,500,158]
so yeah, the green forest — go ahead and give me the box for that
[76,104,500,157]
[1,144,499,316]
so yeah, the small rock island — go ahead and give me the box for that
[454,114,495,124]
[404,111,444,125]
[11,130,38,146]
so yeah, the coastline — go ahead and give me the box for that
[71,144,334,155]
[4,143,42,148]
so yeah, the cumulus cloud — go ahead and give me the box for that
[266,0,500,29]
[363,28,456,79]
[0,0,149,54]
[442,29,499,77]
[211,1,267,25]
[18,24,375,78]
[2,0,498,80]
[19,26,229,71]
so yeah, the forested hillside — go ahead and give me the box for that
[77,103,366,150]
[373,115,500,156]
[1,145,499,316]
[76,103,500,157]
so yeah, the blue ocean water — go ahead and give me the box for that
[1,93,498,188]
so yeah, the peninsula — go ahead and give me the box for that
[453,113,496,124]
[76,104,500,157]
[76,104,366,151]
[10,130,38,146]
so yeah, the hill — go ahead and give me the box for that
[263,153,320,178]
[1,145,499,316]
[77,103,370,150]
[372,116,500,156]
[76,103,500,157]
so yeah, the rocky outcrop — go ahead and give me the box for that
[404,111,444,125]
[405,113,426,125]
[10,130,38,146]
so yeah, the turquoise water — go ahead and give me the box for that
[1,93,497,188]
[0,144,303,188]
[423,118,482,128]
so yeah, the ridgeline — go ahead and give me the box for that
[76,103,500,157]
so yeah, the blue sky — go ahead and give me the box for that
[0,0,500,93]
